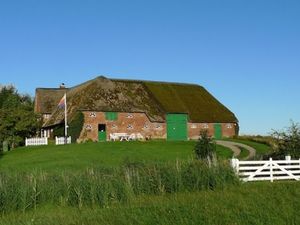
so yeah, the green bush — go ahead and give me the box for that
[52,112,84,143]
[194,130,216,161]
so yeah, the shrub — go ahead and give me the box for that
[268,121,300,159]
[53,112,84,143]
[194,130,216,161]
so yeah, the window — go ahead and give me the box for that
[105,112,118,121]
[89,112,96,118]
[226,124,233,129]
[111,124,118,129]
[191,124,197,129]
[126,113,133,118]
[202,124,209,129]
[127,124,133,130]
[155,124,162,130]
[143,123,149,129]
[85,124,92,130]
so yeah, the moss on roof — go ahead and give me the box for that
[35,88,67,114]
[38,76,238,127]
[144,82,238,123]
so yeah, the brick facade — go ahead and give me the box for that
[80,111,166,142]
[188,122,237,140]
[79,111,237,142]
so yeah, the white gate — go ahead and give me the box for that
[231,156,300,182]
[55,136,71,145]
[25,137,48,146]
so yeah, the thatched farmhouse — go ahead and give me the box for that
[34,76,238,142]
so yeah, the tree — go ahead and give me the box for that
[194,130,216,161]
[270,121,300,159]
[0,85,40,150]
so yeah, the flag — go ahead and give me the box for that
[58,94,66,109]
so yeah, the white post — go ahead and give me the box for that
[285,155,291,161]
[270,158,273,183]
[64,93,68,141]
[230,158,239,174]
[25,138,28,147]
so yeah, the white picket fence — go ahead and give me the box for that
[25,137,48,146]
[55,136,72,145]
[231,156,300,182]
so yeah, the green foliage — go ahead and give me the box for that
[268,121,300,159]
[53,125,64,137]
[68,111,84,143]
[0,85,40,149]
[52,112,84,143]
[194,130,216,160]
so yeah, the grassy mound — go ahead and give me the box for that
[0,141,233,172]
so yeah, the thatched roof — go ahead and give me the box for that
[36,76,238,127]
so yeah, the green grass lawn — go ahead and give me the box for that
[1,182,299,225]
[0,141,233,172]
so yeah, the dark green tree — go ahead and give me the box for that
[270,121,300,159]
[0,85,40,149]
[194,130,216,161]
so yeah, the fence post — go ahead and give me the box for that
[270,158,273,183]
[25,138,28,147]
[230,158,239,174]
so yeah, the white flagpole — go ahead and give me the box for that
[64,93,68,138]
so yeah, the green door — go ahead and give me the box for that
[98,124,107,141]
[214,124,222,139]
[167,114,188,141]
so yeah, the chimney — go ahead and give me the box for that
[59,83,66,89]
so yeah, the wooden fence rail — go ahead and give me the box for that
[55,136,72,145]
[231,156,300,182]
[25,137,48,146]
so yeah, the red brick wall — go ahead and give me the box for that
[79,111,237,142]
[188,123,237,140]
[80,111,166,142]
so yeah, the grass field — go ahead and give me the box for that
[0,140,295,225]
[225,138,271,156]
[0,141,233,172]
[0,182,299,225]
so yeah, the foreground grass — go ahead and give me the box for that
[1,182,299,225]
[0,141,232,172]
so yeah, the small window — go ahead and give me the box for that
[126,113,133,118]
[85,124,92,130]
[202,124,209,129]
[226,124,233,129]
[191,124,197,129]
[105,112,118,121]
[112,124,118,129]
[155,124,162,130]
[89,112,96,118]
[127,124,133,130]
[143,123,149,129]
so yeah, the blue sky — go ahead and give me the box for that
[1,0,299,135]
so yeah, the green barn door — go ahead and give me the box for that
[214,124,222,139]
[98,124,107,141]
[167,114,188,141]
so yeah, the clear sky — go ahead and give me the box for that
[1,0,299,135]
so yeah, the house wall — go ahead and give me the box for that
[188,122,237,140]
[80,111,166,141]
[80,111,237,142]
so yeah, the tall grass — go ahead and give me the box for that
[0,160,238,213]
